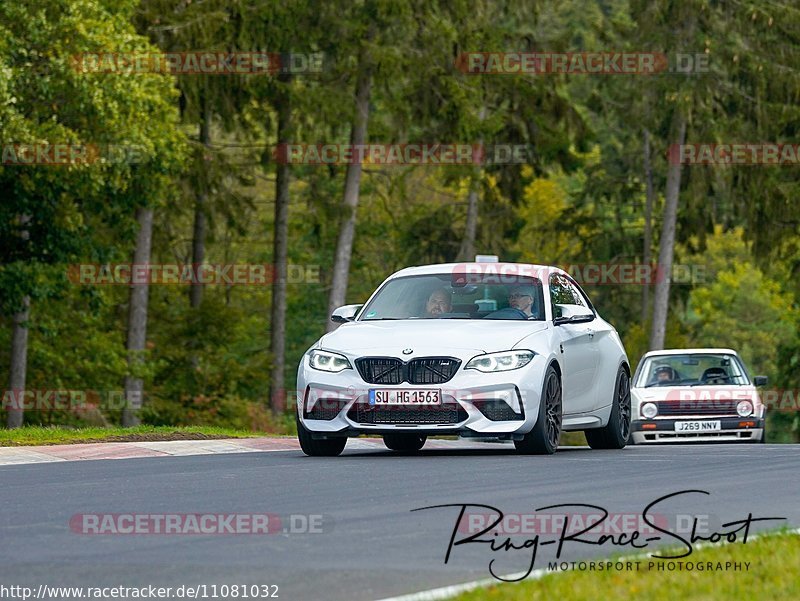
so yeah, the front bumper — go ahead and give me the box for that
[631,417,765,443]
[297,357,547,438]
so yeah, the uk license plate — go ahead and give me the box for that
[674,420,721,432]
[368,389,441,405]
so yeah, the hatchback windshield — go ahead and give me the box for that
[360,274,545,321]
[637,353,749,387]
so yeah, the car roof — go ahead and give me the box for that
[640,348,740,358]
[388,262,566,279]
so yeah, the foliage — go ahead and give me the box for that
[1,1,798,439]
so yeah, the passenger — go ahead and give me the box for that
[508,285,538,318]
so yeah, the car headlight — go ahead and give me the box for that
[641,402,658,419]
[737,400,753,417]
[308,349,352,373]
[465,350,535,373]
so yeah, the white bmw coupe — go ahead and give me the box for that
[296,262,631,456]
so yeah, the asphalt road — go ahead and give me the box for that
[1,443,799,600]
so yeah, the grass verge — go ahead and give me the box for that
[0,425,277,446]
[453,530,799,600]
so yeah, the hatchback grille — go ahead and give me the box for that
[347,403,467,425]
[656,399,739,416]
[356,357,461,385]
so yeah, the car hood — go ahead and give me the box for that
[319,319,549,355]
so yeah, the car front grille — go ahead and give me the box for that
[347,403,467,425]
[655,399,739,417]
[408,358,461,384]
[355,358,405,384]
[356,357,461,385]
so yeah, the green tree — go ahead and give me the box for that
[685,227,799,382]
[0,0,186,427]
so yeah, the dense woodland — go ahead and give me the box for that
[1,0,799,440]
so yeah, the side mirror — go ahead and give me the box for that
[754,375,768,387]
[331,304,363,324]
[553,304,594,326]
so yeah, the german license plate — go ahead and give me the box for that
[674,420,721,432]
[369,389,441,405]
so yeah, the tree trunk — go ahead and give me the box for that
[6,214,31,429]
[189,93,211,309]
[6,296,30,429]
[457,108,486,262]
[269,73,292,414]
[641,128,654,324]
[326,56,372,332]
[123,207,154,427]
[649,113,686,351]
[456,171,480,261]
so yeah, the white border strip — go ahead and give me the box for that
[375,527,800,601]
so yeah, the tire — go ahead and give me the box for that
[296,414,347,457]
[515,364,562,455]
[383,433,427,452]
[585,366,631,450]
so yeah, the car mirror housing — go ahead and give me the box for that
[754,375,768,387]
[330,304,363,323]
[553,303,594,326]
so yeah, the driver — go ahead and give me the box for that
[424,287,452,317]
[653,365,676,383]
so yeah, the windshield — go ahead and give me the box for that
[359,274,545,321]
[637,353,749,388]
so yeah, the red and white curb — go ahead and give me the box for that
[0,437,508,466]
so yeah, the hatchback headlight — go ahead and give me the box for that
[465,350,534,373]
[641,402,658,419]
[736,400,753,417]
[308,349,352,373]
